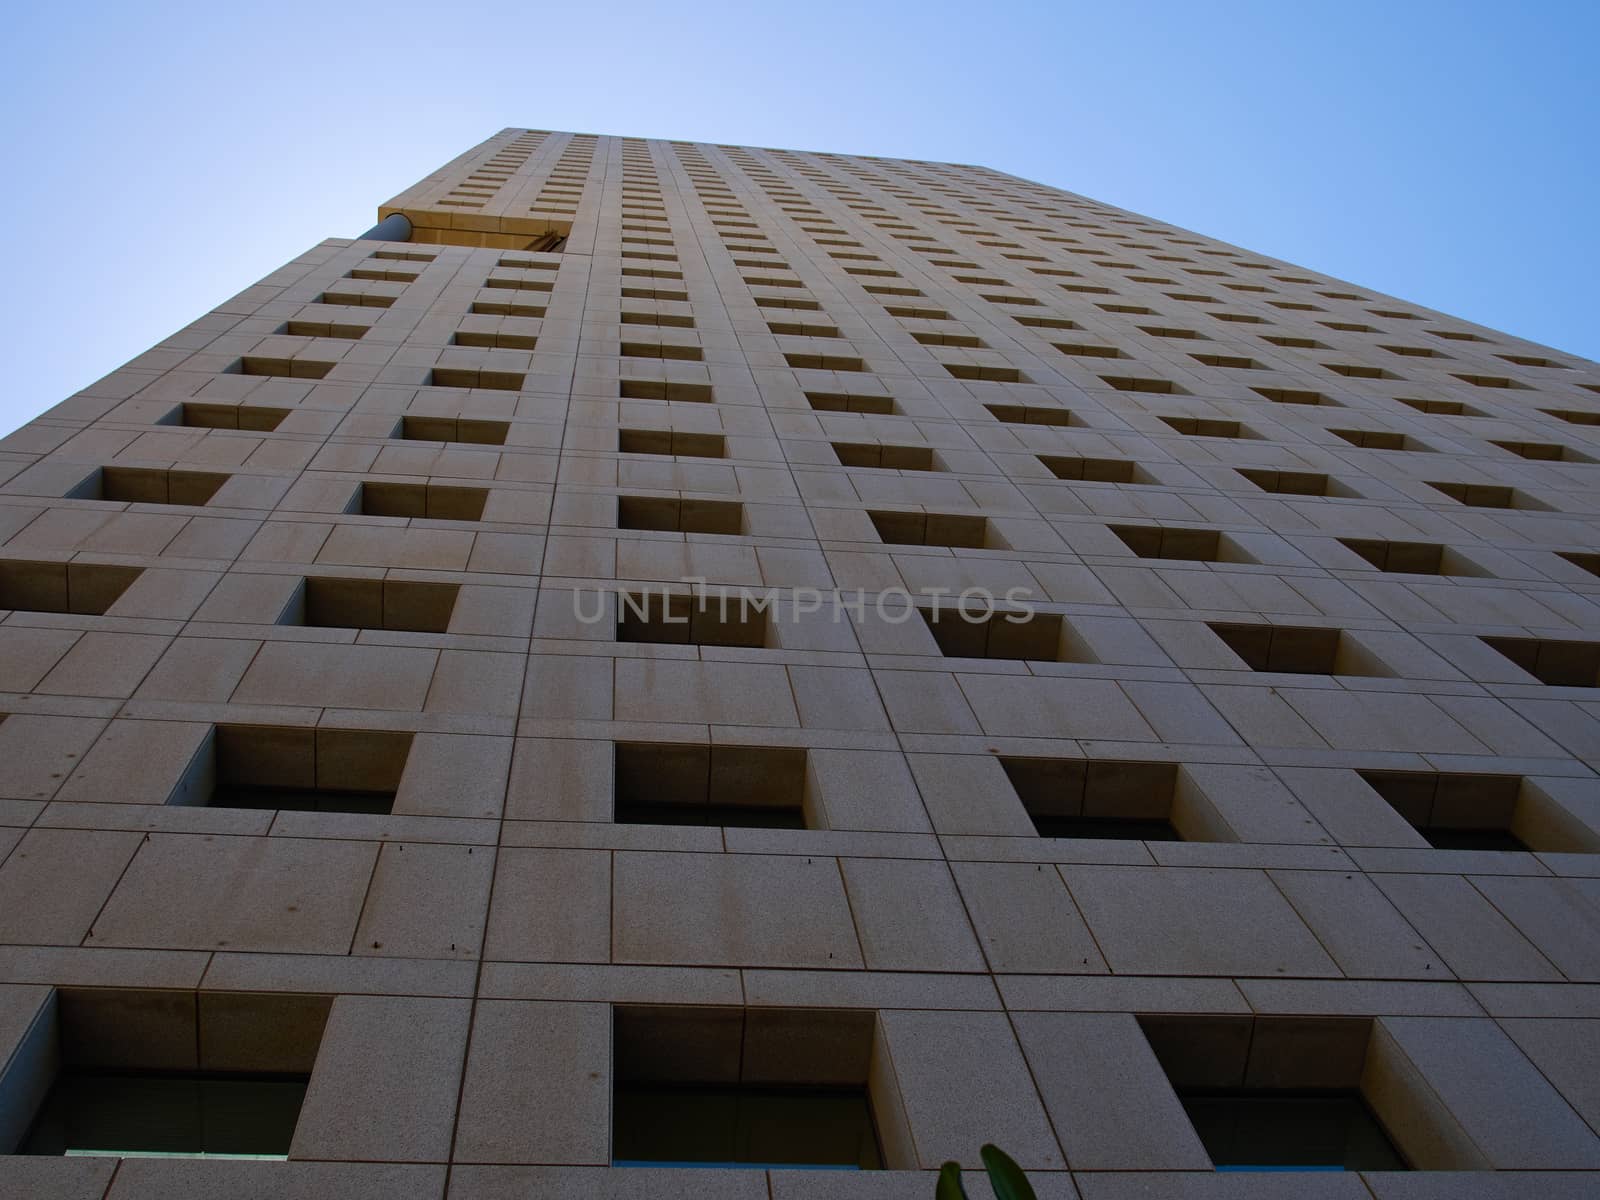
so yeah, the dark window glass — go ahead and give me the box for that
[1420,827,1528,853]
[1182,1092,1406,1172]
[22,1070,308,1158]
[614,1084,881,1170]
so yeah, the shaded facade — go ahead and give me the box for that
[1,128,1599,1196]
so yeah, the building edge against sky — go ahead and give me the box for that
[0,127,1597,1194]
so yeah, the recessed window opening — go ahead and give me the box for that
[1356,770,1538,851]
[1481,636,1600,687]
[7,989,330,1161]
[1236,468,1350,497]
[618,429,727,458]
[294,576,459,633]
[355,482,488,521]
[0,560,142,615]
[1337,539,1486,577]
[1109,525,1252,563]
[614,743,809,829]
[1039,455,1142,483]
[612,1006,884,1169]
[69,467,229,506]
[395,416,510,445]
[616,591,770,648]
[1139,1016,1411,1173]
[1160,416,1252,439]
[176,725,413,815]
[1209,623,1390,677]
[618,497,744,535]
[174,404,289,431]
[1182,1091,1405,1173]
[986,404,1072,427]
[1001,758,1204,841]
[831,442,935,470]
[867,510,990,548]
[918,605,1066,662]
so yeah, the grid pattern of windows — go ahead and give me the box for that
[0,129,1598,1191]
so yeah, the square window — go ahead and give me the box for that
[619,379,714,403]
[282,319,368,340]
[1181,1093,1406,1172]
[0,559,142,616]
[614,743,808,829]
[986,404,1073,427]
[1491,439,1590,463]
[784,352,862,371]
[175,403,289,431]
[1331,428,1428,452]
[6,989,329,1160]
[616,591,769,648]
[1109,525,1252,563]
[180,725,413,814]
[1001,757,1193,840]
[1236,468,1353,498]
[235,357,334,380]
[396,416,510,445]
[1190,353,1260,370]
[867,510,990,548]
[1159,416,1253,439]
[919,605,1066,662]
[1324,362,1395,380]
[945,362,1025,384]
[804,391,895,415]
[1481,635,1600,687]
[1039,455,1146,483]
[619,429,727,458]
[911,330,983,348]
[1451,373,1523,390]
[1542,408,1600,427]
[1101,374,1180,394]
[296,576,459,633]
[612,1006,884,1169]
[472,297,546,318]
[1337,539,1487,577]
[70,467,230,506]
[831,442,936,470]
[1209,623,1388,677]
[618,496,744,535]
[356,481,488,522]
[1251,387,1332,406]
[1425,480,1541,510]
[1055,341,1124,359]
[1357,769,1538,851]
[1397,397,1484,418]
[1139,1015,1409,1173]
[30,1074,305,1159]
[628,343,705,364]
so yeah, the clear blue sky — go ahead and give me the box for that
[1,1,1594,436]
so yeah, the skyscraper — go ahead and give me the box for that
[1,127,1598,1196]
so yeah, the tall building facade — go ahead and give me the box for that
[1,128,1599,1197]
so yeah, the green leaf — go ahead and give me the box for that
[935,1160,968,1200]
[980,1143,1038,1200]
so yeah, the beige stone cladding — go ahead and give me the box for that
[0,128,1598,1196]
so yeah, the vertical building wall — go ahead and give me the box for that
[1,128,1599,1196]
